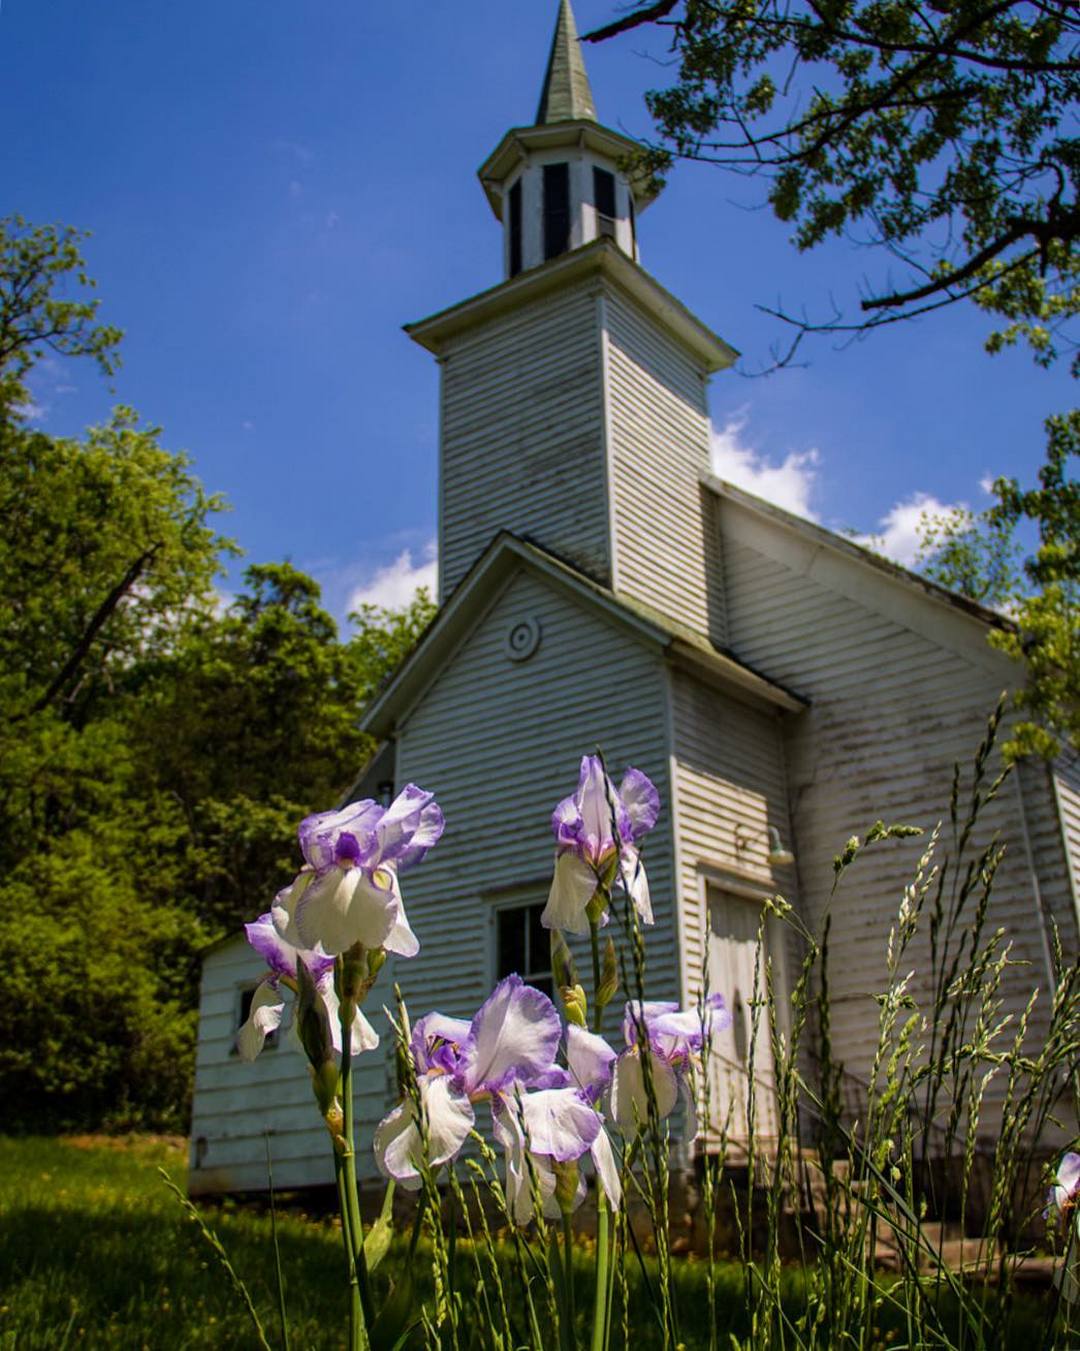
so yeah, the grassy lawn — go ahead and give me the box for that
[0,1135,742,1350]
[0,1136,1055,1350]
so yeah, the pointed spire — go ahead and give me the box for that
[536,0,597,125]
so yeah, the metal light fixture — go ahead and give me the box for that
[734,823,796,868]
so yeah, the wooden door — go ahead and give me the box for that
[705,885,778,1144]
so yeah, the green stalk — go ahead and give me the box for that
[590,1191,611,1351]
[588,917,603,1033]
[339,978,372,1351]
[561,1210,577,1350]
[335,1153,364,1345]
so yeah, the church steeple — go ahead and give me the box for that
[477,0,661,278]
[536,0,596,124]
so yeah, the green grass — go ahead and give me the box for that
[0,1135,779,1350]
[0,1135,350,1349]
[0,1136,1054,1350]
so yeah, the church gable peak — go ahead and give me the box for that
[536,0,597,125]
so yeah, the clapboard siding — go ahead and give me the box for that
[394,564,677,1037]
[1055,750,1080,923]
[603,287,722,643]
[439,288,609,596]
[189,936,391,1193]
[718,493,1078,1116]
[670,670,793,1009]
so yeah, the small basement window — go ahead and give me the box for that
[508,179,523,277]
[543,162,570,261]
[234,984,278,1053]
[593,167,617,239]
[496,902,554,998]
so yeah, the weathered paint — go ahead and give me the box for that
[715,486,1078,1128]
[437,285,609,597]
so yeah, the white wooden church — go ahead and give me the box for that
[189,0,1080,1196]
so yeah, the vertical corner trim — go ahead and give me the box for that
[597,289,619,592]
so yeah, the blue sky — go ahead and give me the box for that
[2,1,1071,622]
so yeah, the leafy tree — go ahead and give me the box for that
[0,217,436,1128]
[915,505,1022,609]
[987,410,1078,758]
[133,563,435,933]
[586,0,1079,366]
[0,215,122,416]
[912,414,1077,758]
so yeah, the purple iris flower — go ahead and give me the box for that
[542,756,659,935]
[236,913,379,1062]
[273,784,444,957]
[610,994,731,1138]
[493,1085,622,1224]
[1047,1152,1080,1224]
[374,974,564,1190]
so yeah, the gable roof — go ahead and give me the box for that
[361,533,805,738]
[702,471,1014,634]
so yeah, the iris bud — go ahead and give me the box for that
[597,936,619,1010]
[296,957,335,1071]
[550,930,578,991]
[562,983,588,1028]
[339,942,370,1004]
[552,1159,580,1216]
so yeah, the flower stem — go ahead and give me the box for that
[588,918,603,1034]
[561,1210,576,1349]
[591,1192,611,1351]
[339,983,372,1351]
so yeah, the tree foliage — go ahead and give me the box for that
[587,0,1079,366]
[0,215,122,416]
[914,412,1078,758]
[0,218,434,1130]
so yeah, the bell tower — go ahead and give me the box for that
[479,0,653,277]
[408,0,736,641]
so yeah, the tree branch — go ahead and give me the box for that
[861,210,1079,311]
[583,0,680,43]
[11,541,163,723]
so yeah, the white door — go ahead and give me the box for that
[705,886,778,1144]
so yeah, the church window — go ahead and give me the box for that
[628,192,637,255]
[593,167,617,239]
[508,179,523,277]
[543,162,570,261]
[496,902,554,998]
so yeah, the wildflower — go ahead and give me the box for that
[610,995,730,1139]
[236,913,378,1062]
[493,1084,621,1224]
[274,784,443,957]
[374,975,562,1188]
[1046,1152,1080,1225]
[542,755,659,935]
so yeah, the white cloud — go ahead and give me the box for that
[852,492,964,568]
[709,411,820,521]
[348,540,437,611]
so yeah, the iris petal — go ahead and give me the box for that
[236,981,284,1062]
[374,1075,474,1188]
[459,975,562,1096]
[541,850,597,935]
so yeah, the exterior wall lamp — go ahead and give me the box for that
[735,823,796,868]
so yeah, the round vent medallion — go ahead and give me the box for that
[505,616,542,663]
